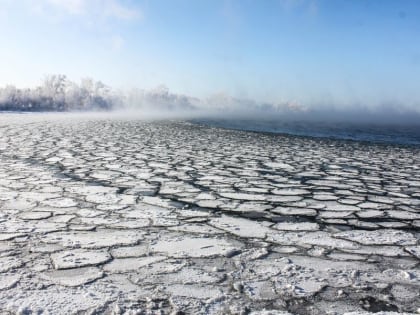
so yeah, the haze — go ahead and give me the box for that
[1,0,420,121]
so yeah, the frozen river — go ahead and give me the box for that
[0,113,419,314]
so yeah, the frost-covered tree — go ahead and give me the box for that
[0,75,117,111]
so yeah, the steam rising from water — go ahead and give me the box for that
[0,75,419,126]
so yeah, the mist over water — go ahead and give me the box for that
[1,75,419,145]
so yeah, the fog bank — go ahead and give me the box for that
[1,75,419,126]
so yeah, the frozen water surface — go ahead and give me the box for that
[0,113,418,314]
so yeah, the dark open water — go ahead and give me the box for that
[193,119,420,146]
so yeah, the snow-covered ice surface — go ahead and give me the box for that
[0,113,419,315]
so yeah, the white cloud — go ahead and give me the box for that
[47,0,86,14]
[104,0,141,20]
[40,0,142,21]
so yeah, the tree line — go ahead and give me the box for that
[0,75,118,111]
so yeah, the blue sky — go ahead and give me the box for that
[1,0,420,110]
